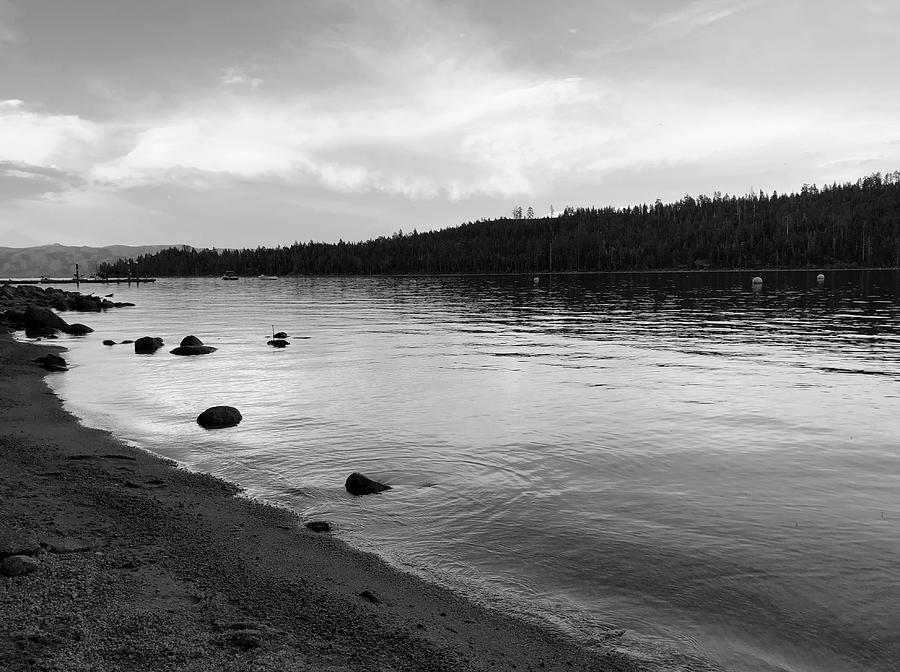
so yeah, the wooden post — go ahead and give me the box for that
[75,263,80,286]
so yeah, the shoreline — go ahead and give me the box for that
[0,332,642,671]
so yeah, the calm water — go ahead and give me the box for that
[38,271,900,672]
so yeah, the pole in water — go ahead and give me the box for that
[75,263,80,286]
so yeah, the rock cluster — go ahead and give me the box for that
[0,283,133,333]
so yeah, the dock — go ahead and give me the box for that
[3,278,157,285]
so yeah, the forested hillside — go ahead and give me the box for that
[99,172,900,277]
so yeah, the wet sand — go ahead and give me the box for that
[0,332,641,672]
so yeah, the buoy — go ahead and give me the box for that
[752,276,763,285]
[533,277,540,284]
[817,274,825,283]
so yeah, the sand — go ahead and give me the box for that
[0,330,642,671]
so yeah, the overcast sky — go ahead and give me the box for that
[1,0,898,248]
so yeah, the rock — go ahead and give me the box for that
[305,521,332,533]
[170,345,218,356]
[180,335,204,347]
[197,406,242,429]
[273,331,288,339]
[25,326,59,338]
[0,555,38,577]
[266,339,289,348]
[226,629,262,650]
[24,304,68,331]
[134,336,164,354]
[0,529,41,558]
[70,295,103,312]
[359,590,380,604]
[63,323,94,335]
[46,539,93,554]
[34,354,67,372]
[102,340,116,346]
[345,472,391,496]
[120,339,134,344]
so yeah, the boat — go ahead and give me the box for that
[222,271,239,281]
[257,274,279,280]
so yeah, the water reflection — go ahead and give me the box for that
[46,270,900,672]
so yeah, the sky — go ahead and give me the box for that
[1,0,898,248]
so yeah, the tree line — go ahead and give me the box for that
[99,172,900,277]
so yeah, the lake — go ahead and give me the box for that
[43,271,900,672]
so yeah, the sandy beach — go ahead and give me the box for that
[0,302,641,671]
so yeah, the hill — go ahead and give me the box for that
[100,171,900,276]
[0,244,185,279]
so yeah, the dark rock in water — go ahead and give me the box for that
[267,339,289,348]
[345,472,391,496]
[34,353,67,372]
[0,555,38,577]
[197,405,242,429]
[112,302,136,308]
[64,323,94,335]
[25,326,59,338]
[24,304,68,332]
[171,345,217,356]
[0,529,41,558]
[103,340,116,346]
[121,339,134,344]
[305,521,332,533]
[273,331,288,339]
[180,335,204,347]
[70,295,103,312]
[134,336,164,354]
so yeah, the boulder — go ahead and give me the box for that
[25,326,59,338]
[63,323,94,335]
[103,340,116,346]
[70,295,103,312]
[345,472,391,496]
[0,529,41,558]
[273,331,288,339]
[0,555,39,577]
[171,345,217,356]
[180,335,204,347]
[197,406,242,429]
[24,304,68,332]
[267,339,289,348]
[134,336,164,354]
[34,354,67,372]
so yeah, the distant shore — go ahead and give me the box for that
[0,328,640,671]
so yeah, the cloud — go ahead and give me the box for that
[219,66,263,90]
[0,99,101,169]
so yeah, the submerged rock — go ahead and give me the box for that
[197,406,242,429]
[171,345,217,356]
[134,336,164,354]
[345,472,391,496]
[305,521,332,533]
[64,323,94,335]
[102,340,116,346]
[180,335,204,347]
[267,339,289,348]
